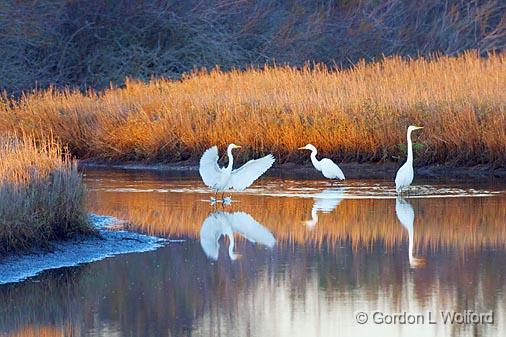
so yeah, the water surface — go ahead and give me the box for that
[1,169,505,337]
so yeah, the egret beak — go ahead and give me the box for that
[414,126,424,130]
[298,147,306,150]
[235,145,242,149]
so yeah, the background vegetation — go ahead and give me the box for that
[0,53,504,167]
[0,135,93,254]
[0,0,504,93]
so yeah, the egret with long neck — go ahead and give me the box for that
[298,144,345,182]
[395,126,423,193]
[199,143,275,202]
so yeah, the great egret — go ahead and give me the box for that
[304,188,346,228]
[199,144,275,201]
[298,144,345,182]
[395,126,423,194]
[395,196,426,268]
[200,211,276,260]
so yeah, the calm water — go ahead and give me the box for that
[1,169,505,337]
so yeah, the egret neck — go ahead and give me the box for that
[226,145,235,172]
[406,128,414,165]
[309,148,321,171]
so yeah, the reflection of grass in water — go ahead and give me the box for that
[0,267,85,337]
[1,241,505,337]
[87,188,506,252]
[1,53,505,166]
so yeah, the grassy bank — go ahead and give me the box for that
[0,136,94,255]
[1,52,505,167]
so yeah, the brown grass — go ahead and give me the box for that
[0,135,94,255]
[0,52,505,166]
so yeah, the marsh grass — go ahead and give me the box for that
[0,136,94,255]
[0,52,505,167]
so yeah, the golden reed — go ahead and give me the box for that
[0,52,504,166]
[0,135,93,254]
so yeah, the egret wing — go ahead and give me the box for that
[228,154,275,191]
[395,163,413,192]
[320,159,345,180]
[230,212,276,248]
[199,146,222,188]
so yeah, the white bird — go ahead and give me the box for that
[395,126,423,194]
[298,144,345,182]
[199,211,276,260]
[304,188,346,228]
[199,144,275,201]
[395,196,426,268]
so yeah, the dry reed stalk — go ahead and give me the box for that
[0,135,94,255]
[0,52,504,167]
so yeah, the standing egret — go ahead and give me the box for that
[395,126,423,194]
[298,144,345,182]
[199,144,275,201]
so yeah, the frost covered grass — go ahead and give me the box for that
[0,136,94,255]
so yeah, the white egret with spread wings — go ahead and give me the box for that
[199,144,275,201]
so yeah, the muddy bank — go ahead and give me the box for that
[79,160,505,179]
[0,215,167,285]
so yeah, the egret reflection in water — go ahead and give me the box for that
[304,188,346,228]
[395,196,426,268]
[200,211,276,260]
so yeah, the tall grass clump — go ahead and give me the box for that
[0,52,505,167]
[0,136,93,255]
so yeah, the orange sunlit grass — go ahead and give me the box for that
[1,52,504,166]
[0,135,94,254]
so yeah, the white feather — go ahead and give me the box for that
[199,145,275,193]
[394,125,423,193]
[199,146,222,189]
[228,154,275,191]
[395,163,414,193]
[300,144,345,181]
[320,158,345,180]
